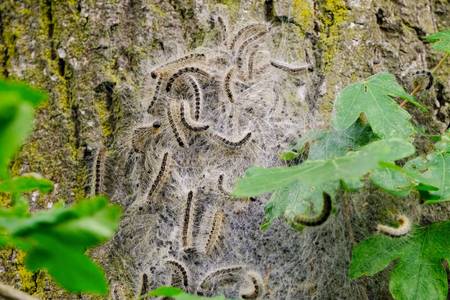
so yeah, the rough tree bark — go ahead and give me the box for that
[0,0,449,299]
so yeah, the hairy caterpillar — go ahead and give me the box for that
[224,66,235,103]
[150,53,206,79]
[270,60,311,73]
[211,130,252,149]
[247,47,259,80]
[139,273,149,296]
[181,190,195,249]
[197,265,243,293]
[213,14,228,42]
[236,30,267,68]
[377,214,411,237]
[166,259,189,290]
[179,101,210,132]
[185,75,203,120]
[240,271,264,299]
[147,77,162,113]
[145,152,170,199]
[203,209,225,255]
[412,70,433,90]
[131,122,161,153]
[167,102,188,147]
[165,66,211,92]
[90,146,107,196]
[228,23,266,50]
[292,192,332,226]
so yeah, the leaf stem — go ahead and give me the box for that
[0,282,38,300]
[400,53,448,107]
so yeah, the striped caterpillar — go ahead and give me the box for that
[167,101,188,147]
[213,14,228,42]
[147,76,162,113]
[223,66,235,103]
[197,265,243,294]
[165,66,211,93]
[247,47,260,80]
[292,192,332,226]
[185,75,203,120]
[90,146,107,196]
[131,121,161,153]
[235,30,267,68]
[228,23,267,50]
[181,190,195,250]
[240,271,264,299]
[270,60,311,73]
[145,152,170,199]
[165,259,190,290]
[179,101,209,132]
[203,209,225,255]
[211,130,252,149]
[377,215,411,237]
[412,70,433,90]
[150,53,206,79]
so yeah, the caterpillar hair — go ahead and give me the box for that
[147,77,162,113]
[204,209,225,255]
[167,102,188,147]
[211,130,252,149]
[292,192,332,226]
[151,53,206,78]
[146,152,170,198]
[165,259,189,290]
[228,23,267,50]
[179,101,209,132]
[185,75,203,120]
[197,265,243,292]
[236,30,267,68]
[165,66,211,92]
[413,70,434,90]
[90,146,107,196]
[270,60,311,73]
[240,271,264,300]
[214,14,228,42]
[181,190,194,249]
[247,47,259,80]
[224,67,235,103]
[377,214,412,237]
[131,122,161,153]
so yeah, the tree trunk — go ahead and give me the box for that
[0,0,449,299]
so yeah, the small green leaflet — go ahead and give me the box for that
[332,72,420,140]
[147,286,228,300]
[233,138,415,197]
[425,29,450,54]
[0,174,54,194]
[350,221,450,300]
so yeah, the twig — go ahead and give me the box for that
[0,283,38,300]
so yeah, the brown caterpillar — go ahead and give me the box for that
[197,265,243,293]
[236,30,267,68]
[292,192,332,226]
[204,209,225,255]
[181,190,194,249]
[211,131,252,149]
[270,60,311,73]
[166,259,189,290]
[147,77,162,113]
[139,273,149,297]
[185,75,203,120]
[165,66,211,92]
[167,102,188,147]
[228,23,267,50]
[377,215,411,237]
[213,14,228,42]
[179,101,209,132]
[247,47,259,80]
[90,146,107,196]
[224,66,235,103]
[151,53,206,79]
[240,271,264,299]
[131,121,161,152]
[146,152,170,198]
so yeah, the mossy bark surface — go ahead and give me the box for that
[1,0,449,299]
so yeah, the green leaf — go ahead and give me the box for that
[233,138,415,197]
[148,286,227,300]
[0,80,47,107]
[0,174,54,194]
[425,29,450,54]
[332,72,417,139]
[350,221,450,300]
